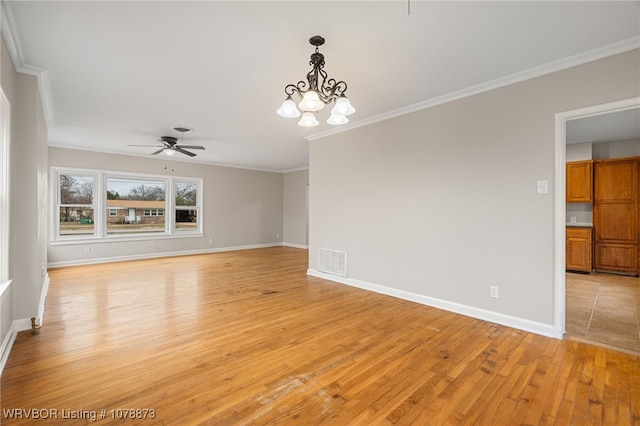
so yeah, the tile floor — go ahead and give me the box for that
[565,272,640,355]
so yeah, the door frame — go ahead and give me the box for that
[553,96,640,338]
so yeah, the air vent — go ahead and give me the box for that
[318,248,347,277]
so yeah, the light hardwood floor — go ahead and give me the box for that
[566,272,640,355]
[2,247,639,425]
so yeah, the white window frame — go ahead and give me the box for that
[0,89,10,290]
[50,167,203,244]
[55,171,99,239]
[174,178,202,233]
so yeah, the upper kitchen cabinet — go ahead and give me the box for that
[566,160,593,203]
[594,159,638,203]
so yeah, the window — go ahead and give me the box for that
[0,90,9,286]
[106,177,165,235]
[58,174,95,236]
[52,168,202,242]
[143,209,164,216]
[175,181,199,232]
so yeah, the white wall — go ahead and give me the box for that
[48,147,285,265]
[283,169,308,248]
[308,49,640,334]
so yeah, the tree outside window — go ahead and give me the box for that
[175,182,198,231]
[58,174,95,236]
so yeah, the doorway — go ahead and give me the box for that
[554,97,640,353]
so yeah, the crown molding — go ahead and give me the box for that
[306,36,640,142]
[1,1,55,131]
[0,0,23,72]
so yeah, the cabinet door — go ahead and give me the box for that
[594,160,638,203]
[566,228,592,272]
[594,203,638,243]
[566,161,593,203]
[594,243,638,274]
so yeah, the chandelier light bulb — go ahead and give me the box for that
[165,149,176,156]
[298,111,320,127]
[276,96,301,118]
[298,91,324,112]
[331,95,356,116]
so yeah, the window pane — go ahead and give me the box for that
[59,207,94,235]
[175,209,198,231]
[106,177,166,235]
[176,182,196,206]
[60,175,93,204]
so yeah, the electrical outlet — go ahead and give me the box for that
[570,216,577,224]
[209,238,213,244]
[84,246,91,254]
[490,286,499,298]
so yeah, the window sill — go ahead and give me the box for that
[49,232,204,246]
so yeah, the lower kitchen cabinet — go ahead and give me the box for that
[566,227,592,273]
[594,243,638,274]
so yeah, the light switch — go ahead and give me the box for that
[536,180,548,194]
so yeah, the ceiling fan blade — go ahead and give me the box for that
[175,147,196,157]
[151,148,165,155]
[176,145,205,150]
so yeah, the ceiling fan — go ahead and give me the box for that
[129,126,205,157]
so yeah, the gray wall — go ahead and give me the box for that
[1,31,48,335]
[283,169,309,247]
[48,147,285,265]
[593,139,640,159]
[308,49,640,330]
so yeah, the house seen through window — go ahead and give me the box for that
[106,177,166,235]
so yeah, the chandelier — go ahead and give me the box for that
[277,35,355,127]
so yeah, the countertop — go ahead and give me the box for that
[566,223,593,228]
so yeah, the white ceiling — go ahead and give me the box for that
[3,1,639,172]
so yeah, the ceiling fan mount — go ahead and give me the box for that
[129,126,204,157]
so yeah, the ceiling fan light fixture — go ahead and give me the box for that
[128,126,204,157]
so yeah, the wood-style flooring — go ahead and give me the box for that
[1,247,639,425]
[566,272,640,355]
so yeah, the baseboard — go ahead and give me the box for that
[38,273,50,325]
[0,318,31,376]
[47,242,284,269]
[0,323,16,375]
[283,242,309,249]
[307,269,561,339]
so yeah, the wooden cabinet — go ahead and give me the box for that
[593,158,639,275]
[566,161,593,203]
[566,227,592,273]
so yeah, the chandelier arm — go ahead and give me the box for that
[318,79,348,103]
[284,81,310,98]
